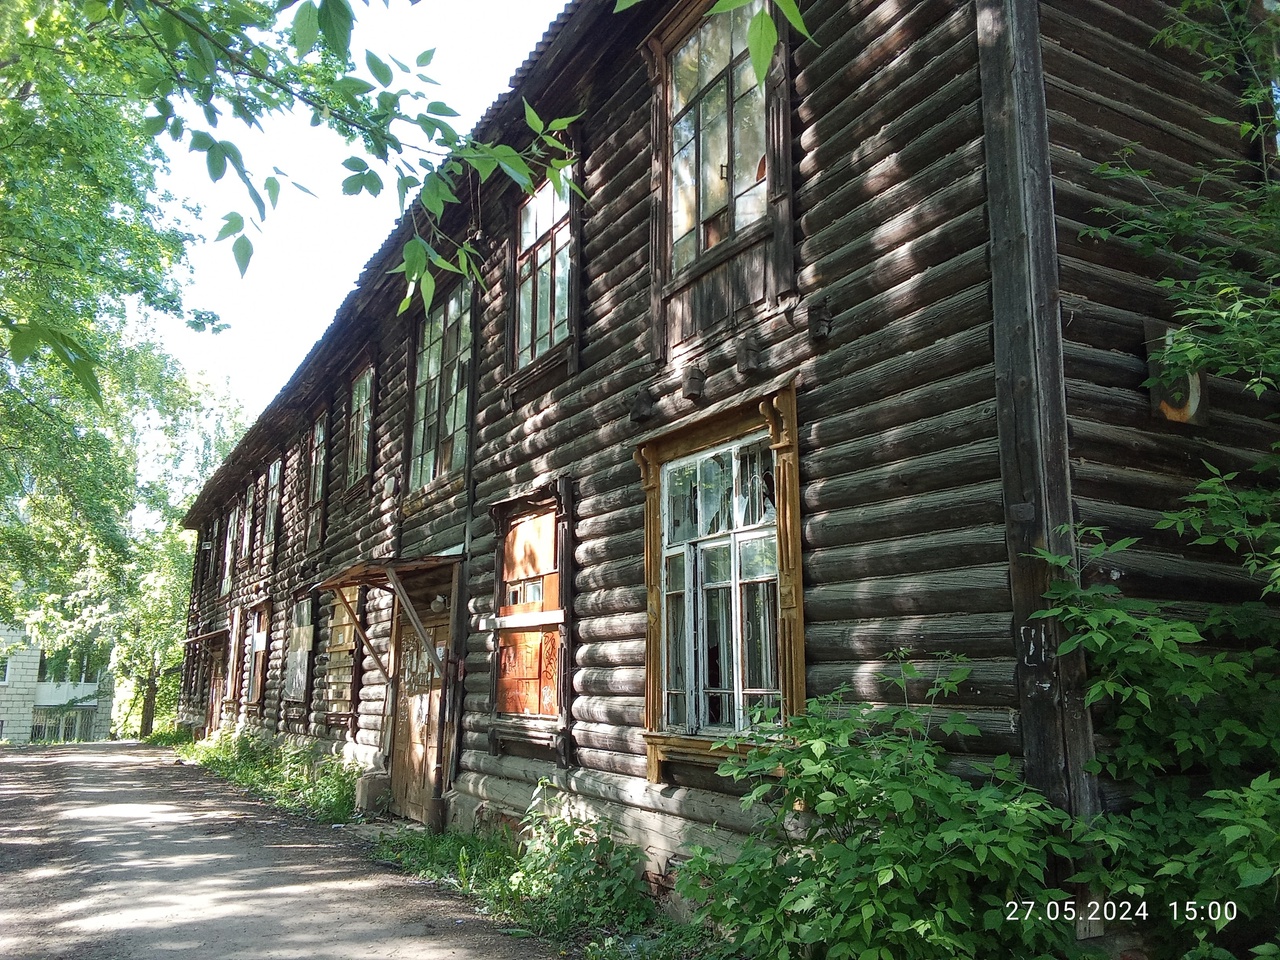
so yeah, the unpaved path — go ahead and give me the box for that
[0,742,553,960]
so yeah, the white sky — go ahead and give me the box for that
[155,0,569,419]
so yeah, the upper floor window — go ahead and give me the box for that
[669,0,767,273]
[245,603,270,706]
[515,178,573,369]
[239,480,255,562]
[262,458,282,547]
[306,412,326,550]
[348,365,374,486]
[409,284,472,489]
[647,1,795,357]
[221,505,239,594]
[283,597,314,703]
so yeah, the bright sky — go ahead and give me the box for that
[155,0,568,419]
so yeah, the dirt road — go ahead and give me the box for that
[0,742,552,960]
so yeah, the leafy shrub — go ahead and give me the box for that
[179,731,358,823]
[143,725,195,746]
[1036,532,1280,959]
[676,683,1091,960]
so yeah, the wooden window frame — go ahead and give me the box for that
[644,0,795,362]
[225,606,244,706]
[262,458,283,550]
[245,602,271,707]
[220,505,238,595]
[407,283,474,497]
[505,151,583,392]
[346,364,375,490]
[634,382,804,783]
[324,585,362,727]
[306,410,328,551]
[238,478,255,566]
[282,594,315,710]
[487,477,575,762]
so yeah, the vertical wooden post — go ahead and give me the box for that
[975,0,1100,831]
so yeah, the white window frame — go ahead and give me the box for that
[347,365,374,485]
[660,432,780,735]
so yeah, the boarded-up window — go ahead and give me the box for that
[496,509,561,717]
[284,598,313,702]
[225,607,243,701]
[245,604,270,704]
[221,507,238,595]
[326,587,360,717]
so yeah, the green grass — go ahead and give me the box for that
[178,731,359,823]
[373,797,721,960]
[142,726,195,746]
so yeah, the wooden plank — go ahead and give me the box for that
[977,0,1098,823]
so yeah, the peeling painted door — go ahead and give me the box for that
[390,615,449,825]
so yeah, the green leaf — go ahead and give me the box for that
[1239,864,1274,887]
[317,0,354,59]
[416,48,435,67]
[83,0,111,22]
[523,99,544,134]
[707,0,757,12]
[1220,824,1251,845]
[342,155,369,172]
[614,0,645,9]
[426,101,459,117]
[292,0,320,56]
[142,114,168,137]
[772,0,813,39]
[366,51,393,87]
[746,10,778,85]
[264,176,281,208]
[333,76,376,99]
[206,143,227,181]
[189,130,215,152]
[341,173,365,195]
[232,234,253,277]
[215,212,244,241]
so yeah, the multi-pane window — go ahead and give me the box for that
[221,505,239,594]
[661,434,779,733]
[515,178,572,368]
[669,0,768,273]
[347,366,373,485]
[283,598,314,703]
[239,481,255,561]
[496,509,561,718]
[306,413,326,551]
[409,285,471,488]
[326,587,360,717]
[245,605,269,705]
[262,459,282,546]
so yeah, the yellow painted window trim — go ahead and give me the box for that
[634,381,805,784]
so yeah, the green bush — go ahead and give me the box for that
[143,725,195,746]
[676,684,1091,960]
[179,731,358,823]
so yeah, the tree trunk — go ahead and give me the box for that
[139,663,158,738]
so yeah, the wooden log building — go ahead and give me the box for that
[179,0,1276,868]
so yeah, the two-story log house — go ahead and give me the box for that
[179,0,1277,863]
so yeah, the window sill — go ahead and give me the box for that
[340,479,370,505]
[662,218,772,301]
[642,730,751,783]
[488,715,570,764]
[502,340,573,406]
[402,472,466,518]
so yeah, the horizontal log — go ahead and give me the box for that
[573,665,646,697]
[802,479,1006,551]
[571,720,646,755]
[807,658,1019,709]
[805,564,1012,622]
[803,524,1008,585]
[804,611,1014,663]
[576,613,646,645]
[571,695,644,727]
[576,639,646,668]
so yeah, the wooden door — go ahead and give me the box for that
[390,615,449,824]
[206,638,225,736]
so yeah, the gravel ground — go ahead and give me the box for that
[0,741,557,960]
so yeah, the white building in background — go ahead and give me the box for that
[0,624,113,744]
